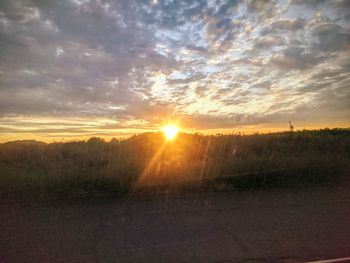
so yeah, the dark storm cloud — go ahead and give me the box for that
[0,0,349,136]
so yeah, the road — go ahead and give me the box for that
[1,186,350,263]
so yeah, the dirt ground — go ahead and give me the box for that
[1,185,350,263]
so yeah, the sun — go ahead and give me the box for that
[162,125,179,140]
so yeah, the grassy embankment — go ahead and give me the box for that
[0,128,349,200]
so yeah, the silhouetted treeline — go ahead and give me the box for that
[0,128,349,199]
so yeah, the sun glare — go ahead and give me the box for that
[163,125,179,140]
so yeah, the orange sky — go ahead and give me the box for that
[1,118,348,143]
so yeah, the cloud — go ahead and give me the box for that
[261,18,306,35]
[311,22,350,52]
[0,0,349,138]
[269,46,325,70]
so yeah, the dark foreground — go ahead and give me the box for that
[1,186,350,263]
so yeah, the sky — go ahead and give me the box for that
[0,0,349,141]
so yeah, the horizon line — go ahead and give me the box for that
[1,126,349,144]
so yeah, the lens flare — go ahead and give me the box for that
[163,125,179,140]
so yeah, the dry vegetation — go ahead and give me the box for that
[0,128,349,200]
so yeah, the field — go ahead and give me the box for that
[0,128,349,200]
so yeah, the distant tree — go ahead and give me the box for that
[289,121,294,132]
[110,138,119,144]
[87,137,105,144]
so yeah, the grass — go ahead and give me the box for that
[0,128,349,200]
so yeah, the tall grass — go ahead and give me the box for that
[0,128,349,199]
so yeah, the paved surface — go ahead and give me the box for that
[1,186,350,263]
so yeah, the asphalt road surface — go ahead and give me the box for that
[1,186,350,263]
